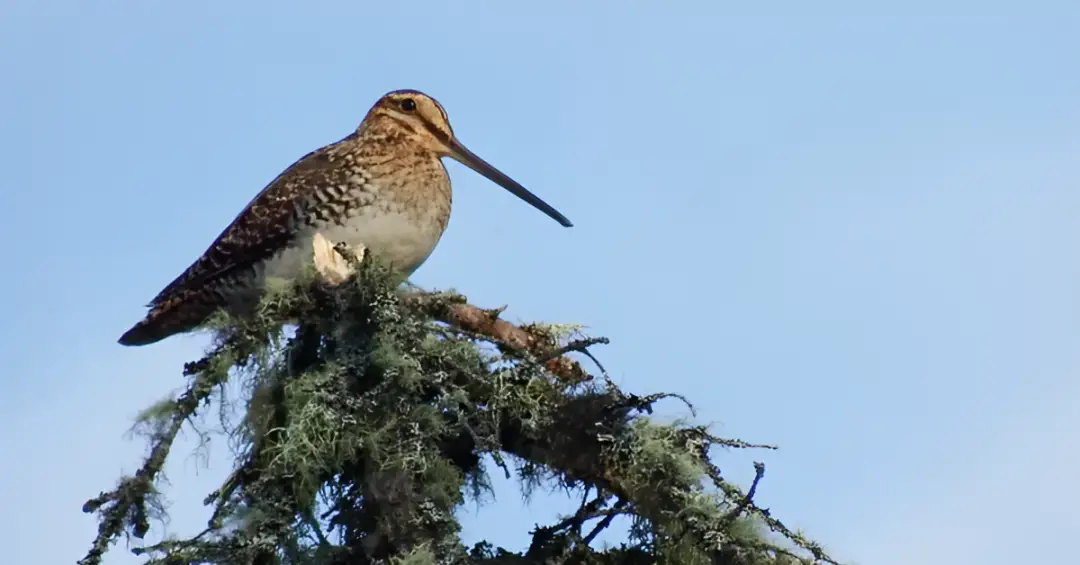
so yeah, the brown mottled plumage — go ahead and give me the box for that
[119,89,571,346]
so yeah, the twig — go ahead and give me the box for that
[537,337,611,363]
[702,458,837,564]
[528,492,612,556]
[203,469,242,529]
[79,340,241,565]
[578,347,609,379]
[582,499,629,545]
[722,461,765,524]
[407,293,599,384]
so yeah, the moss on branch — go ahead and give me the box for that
[81,259,839,565]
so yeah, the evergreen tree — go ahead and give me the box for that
[80,248,839,565]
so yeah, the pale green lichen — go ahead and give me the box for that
[80,259,838,565]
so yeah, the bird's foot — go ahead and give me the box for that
[312,232,365,285]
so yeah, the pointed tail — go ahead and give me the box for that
[117,293,218,346]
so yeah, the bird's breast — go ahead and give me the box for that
[261,198,449,282]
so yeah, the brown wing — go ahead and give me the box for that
[148,133,356,307]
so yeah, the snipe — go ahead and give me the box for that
[118,89,571,346]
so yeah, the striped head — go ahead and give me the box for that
[358,89,572,227]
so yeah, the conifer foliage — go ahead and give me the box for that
[80,253,839,565]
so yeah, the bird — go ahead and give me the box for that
[118,89,571,346]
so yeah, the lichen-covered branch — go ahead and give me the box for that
[78,333,258,565]
[80,258,840,565]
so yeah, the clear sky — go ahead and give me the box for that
[2,2,1079,564]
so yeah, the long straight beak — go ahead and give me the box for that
[447,137,572,227]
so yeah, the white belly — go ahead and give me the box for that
[261,210,446,282]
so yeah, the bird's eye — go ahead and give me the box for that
[400,98,417,112]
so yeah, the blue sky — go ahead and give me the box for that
[3,2,1079,564]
